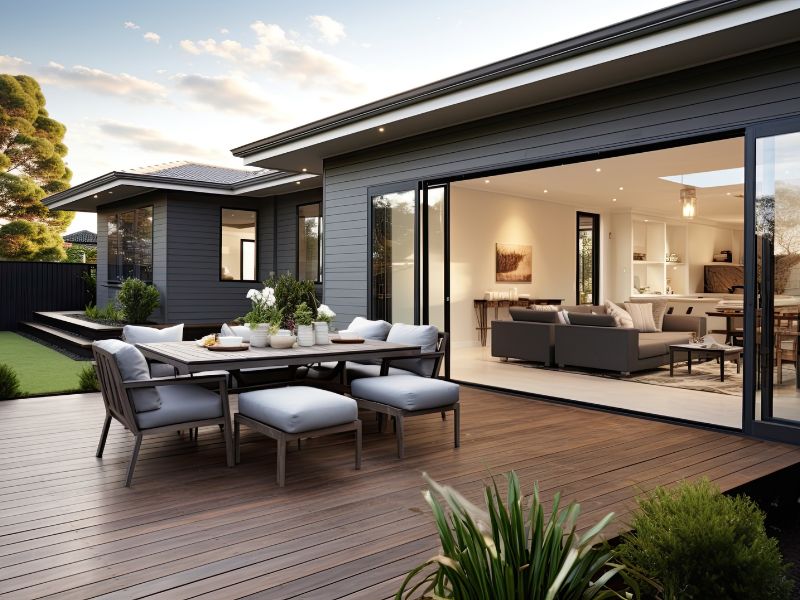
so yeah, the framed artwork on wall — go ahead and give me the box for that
[496,243,532,282]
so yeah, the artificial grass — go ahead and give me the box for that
[0,332,88,396]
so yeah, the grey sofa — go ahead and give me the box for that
[491,304,707,375]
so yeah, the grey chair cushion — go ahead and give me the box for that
[386,324,439,376]
[94,339,161,413]
[510,307,559,323]
[135,384,222,429]
[346,363,415,382]
[238,386,357,433]
[123,323,184,343]
[344,317,392,341]
[149,362,177,378]
[568,313,617,327]
[351,375,459,411]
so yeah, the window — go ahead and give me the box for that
[298,202,322,282]
[107,206,153,283]
[221,208,257,281]
[576,212,599,305]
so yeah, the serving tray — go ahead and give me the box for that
[206,344,250,352]
[331,337,365,344]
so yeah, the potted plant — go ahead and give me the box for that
[294,301,315,347]
[244,287,280,347]
[314,304,335,345]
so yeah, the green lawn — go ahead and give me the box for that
[0,332,88,396]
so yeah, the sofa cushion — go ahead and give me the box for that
[135,384,222,429]
[123,323,184,343]
[605,301,634,328]
[351,375,459,411]
[627,298,667,331]
[637,332,693,359]
[386,324,439,376]
[567,313,617,327]
[238,386,357,433]
[510,307,559,323]
[530,304,559,312]
[638,338,668,359]
[344,317,392,341]
[94,339,161,413]
[624,302,658,333]
[221,323,252,343]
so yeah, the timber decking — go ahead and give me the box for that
[1,388,799,599]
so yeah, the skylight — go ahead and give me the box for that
[659,167,744,188]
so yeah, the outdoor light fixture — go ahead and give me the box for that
[378,127,385,132]
[680,187,697,219]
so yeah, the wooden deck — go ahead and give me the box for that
[1,388,799,599]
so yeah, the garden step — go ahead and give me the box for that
[33,311,121,340]
[19,322,94,358]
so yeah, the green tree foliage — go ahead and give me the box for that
[0,74,73,260]
[0,219,65,261]
[65,243,97,264]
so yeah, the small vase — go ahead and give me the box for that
[250,323,269,348]
[314,321,330,345]
[297,324,315,347]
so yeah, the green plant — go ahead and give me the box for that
[293,301,314,326]
[82,268,97,306]
[615,478,793,600]
[0,363,22,399]
[78,364,99,392]
[243,287,282,329]
[398,471,633,599]
[265,272,318,328]
[85,302,124,323]
[117,278,160,323]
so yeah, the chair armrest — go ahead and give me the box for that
[122,371,228,389]
[380,351,445,377]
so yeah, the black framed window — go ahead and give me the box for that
[107,206,152,283]
[576,212,599,305]
[297,202,322,283]
[221,208,257,281]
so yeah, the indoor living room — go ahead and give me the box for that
[447,137,753,428]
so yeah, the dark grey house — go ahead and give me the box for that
[46,0,800,442]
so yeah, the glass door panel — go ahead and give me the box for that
[425,185,447,331]
[371,189,417,323]
[756,128,800,426]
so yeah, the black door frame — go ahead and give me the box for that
[576,211,600,305]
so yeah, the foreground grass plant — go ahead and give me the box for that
[615,478,793,600]
[398,471,633,599]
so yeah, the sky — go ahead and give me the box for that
[0,0,681,233]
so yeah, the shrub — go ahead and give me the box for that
[0,364,22,399]
[117,278,160,323]
[85,302,124,323]
[293,302,314,326]
[615,478,793,600]
[397,471,633,599]
[78,364,99,392]
[264,272,318,328]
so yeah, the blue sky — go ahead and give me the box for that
[0,0,680,232]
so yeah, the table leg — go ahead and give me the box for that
[720,351,725,382]
[669,348,674,377]
[474,302,488,347]
[687,350,692,375]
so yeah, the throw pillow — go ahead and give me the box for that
[94,339,161,412]
[123,323,184,343]
[346,317,392,341]
[567,312,617,327]
[558,311,570,325]
[531,304,559,312]
[386,323,439,376]
[624,302,658,332]
[604,300,634,328]
[627,298,667,331]
[509,307,559,323]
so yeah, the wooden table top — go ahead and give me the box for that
[137,339,422,373]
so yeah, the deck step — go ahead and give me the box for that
[19,322,94,357]
[33,311,121,340]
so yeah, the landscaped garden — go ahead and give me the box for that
[0,332,94,397]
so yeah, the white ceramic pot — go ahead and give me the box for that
[314,321,330,345]
[296,324,315,347]
[249,324,269,348]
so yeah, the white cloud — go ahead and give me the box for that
[97,120,210,157]
[124,21,140,30]
[143,32,161,44]
[220,28,229,34]
[309,15,345,45]
[173,73,280,119]
[0,55,29,75]
[156,69,167,74]
[179,20,363,94]
[40,62,167,102]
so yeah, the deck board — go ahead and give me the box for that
[0,387,799,599]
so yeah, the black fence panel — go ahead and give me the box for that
[0,262,94,330]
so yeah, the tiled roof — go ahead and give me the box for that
[122,161,272,185]
[63,230,97,245]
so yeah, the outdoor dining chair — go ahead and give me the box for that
[92,339,234,487]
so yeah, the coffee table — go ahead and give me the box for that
[669,343,743,382]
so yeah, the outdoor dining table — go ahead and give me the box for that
[136,339,423,379]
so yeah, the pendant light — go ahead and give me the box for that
[680,186,696,219]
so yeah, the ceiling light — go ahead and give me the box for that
[644,219,649,222]
[681,187,697,219]
[543,189,548,193]
[302,168,307,172]
[484,179,490,184]
[612,198,617,202]
[726,192,732,196]
[595,168,602,172]
[296,181,301,185]
[378,127,385,132]
[93,194,98,198]
[618,186,624,191]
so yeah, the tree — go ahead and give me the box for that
[0,219,66,261]
[0,74,73,260]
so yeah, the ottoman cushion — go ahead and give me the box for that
[238,386,357,434]
[351,375,459,411]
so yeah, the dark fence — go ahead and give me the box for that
[0,262,94,330]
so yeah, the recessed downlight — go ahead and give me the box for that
[595,168,602,173]
[378,127,385,132]
[543,189,548,193]
[302,168,307,172]
[296,181,301,185]
[484,179,490,184]
[612,198,617,202]
[618,186,624,190]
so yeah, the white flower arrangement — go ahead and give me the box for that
[316,304,336,323]
[244,286,280,328]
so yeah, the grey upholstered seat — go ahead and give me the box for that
[135,384,224,429]
[351,375,459,411]
[303,361,412,383]
[238,386,357,433]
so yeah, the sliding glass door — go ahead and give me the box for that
[751,117,800,442]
